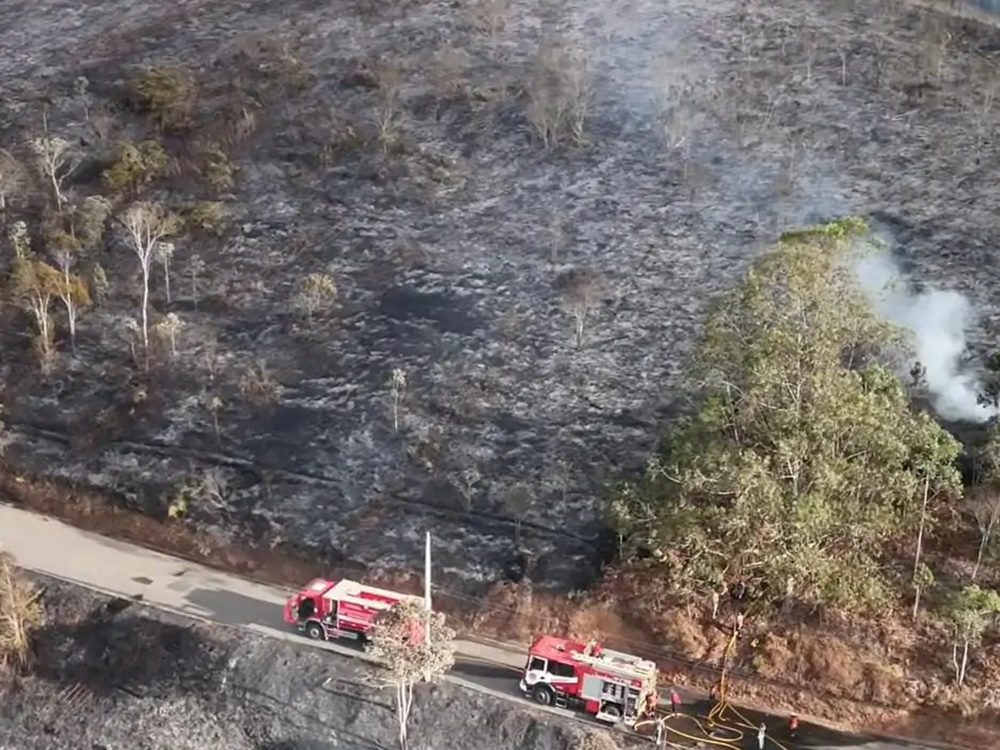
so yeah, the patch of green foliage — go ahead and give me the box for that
[611,218,962,614]
[101,140,170,195]
[130,66,195,131]
[199,144,236,193]
[73,195,112,249]
[184,201,229,237]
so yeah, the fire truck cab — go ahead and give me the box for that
[283,578,418,642]
[519,635,658,727]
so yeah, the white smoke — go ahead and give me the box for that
[854,253,996,423]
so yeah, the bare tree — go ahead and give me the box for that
[30,135,78,212]
[501,482,533,546]
[555,267,604,346]
[7,220,30,260]
[969,488,1000,581]
[118,317,141,365]
[52,247,91,349]
[972,81,997,163]
[239,359,283,405]
[545,212,568,264]
[74,76,92,122]
[206,394,223,441]
[198,332,222,382]
[563,48,592,145]
[0,149,26,214]
[120,202,180,350]
[526,41,593,148]
[153,312,185,358]
[367,600,456,750]
[156,241,176,304]
[374,64,403,152]
[189,253,206,308]
[389,367,407,432]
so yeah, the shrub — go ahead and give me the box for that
[167,480,197,519]
[101,140,170,194]
[74,195,113,248]
[0,553,43,672]
[130,66,195,131]
[294,272,338,325]
[199,144,236,193]
[239,360,283,405]
[90,263,110,304]
[184,201,229,237]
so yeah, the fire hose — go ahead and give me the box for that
[634,622,793,750]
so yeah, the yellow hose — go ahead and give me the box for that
[636,618,793,750]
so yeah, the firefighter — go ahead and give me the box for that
[757,721,767,750]
[788,714,799,739]
[735,611,745,636]
[669,687,681,714]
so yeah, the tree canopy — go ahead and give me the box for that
[611,218,962,612]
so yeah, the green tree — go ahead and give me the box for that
[940,585,1000,686]
[10,258,63,364]
[611,219,962,613]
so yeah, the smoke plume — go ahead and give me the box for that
[854,253,995,423]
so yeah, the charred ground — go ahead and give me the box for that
[2,0,1000,598]
[0,574,626,750]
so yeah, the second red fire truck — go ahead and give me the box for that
[519,634,659,726]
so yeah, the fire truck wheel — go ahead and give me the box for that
[531,684,555,707]
[305,622,326,641]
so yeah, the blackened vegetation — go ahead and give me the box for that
[3,0,1000,600]
[32,595,226,700]
[0,577,605,750]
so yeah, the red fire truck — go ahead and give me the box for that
[519,635,659,727]
[283,578,418,642]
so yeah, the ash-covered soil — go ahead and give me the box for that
[3,0,1000,591]
[0,575,615,750]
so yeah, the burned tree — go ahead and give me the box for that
[119,202,180,350]
[30,134,78,212]
[0,149,26,214]
[525,41,593,148]
[501,482,534,546]
[555,267,604,347]
[367,600,456,750]
[52,246,91,350]
[153,312,185,358]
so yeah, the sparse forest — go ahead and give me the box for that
[4,0,1000,743]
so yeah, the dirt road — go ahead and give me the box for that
[0,503,952,750]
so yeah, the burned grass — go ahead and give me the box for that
[3,0,1000,742]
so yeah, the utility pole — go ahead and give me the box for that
[424,531,432,651]
[425,531,432,612]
